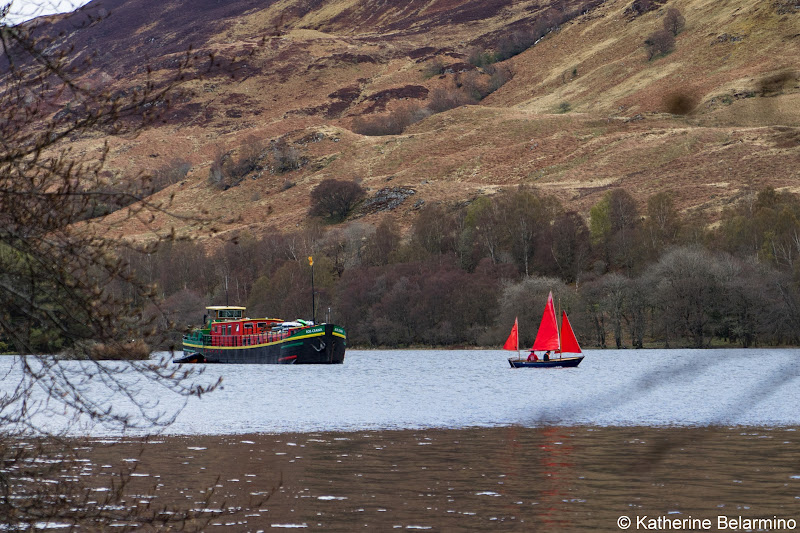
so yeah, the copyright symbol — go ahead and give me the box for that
[618,515,631,529]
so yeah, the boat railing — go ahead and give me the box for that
[183,331,293,348]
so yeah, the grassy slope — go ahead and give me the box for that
[69,0,798,240]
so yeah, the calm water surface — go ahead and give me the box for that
[49,348,800,435]
[4,349,799,530]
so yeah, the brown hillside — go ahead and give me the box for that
[27,0,800,241]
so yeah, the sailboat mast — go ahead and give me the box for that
[557,296,562,359]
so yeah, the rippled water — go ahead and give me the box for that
[4,348,799,435]
[3,349,799,530]
[51,426,800,531]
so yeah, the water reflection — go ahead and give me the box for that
[51,426,800,530]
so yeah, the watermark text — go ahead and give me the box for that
[616,515,797,530]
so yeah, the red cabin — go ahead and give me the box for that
[205,306,294,347]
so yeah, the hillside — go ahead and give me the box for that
[26,0,800,240]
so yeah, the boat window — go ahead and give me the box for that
[217,309,243,319]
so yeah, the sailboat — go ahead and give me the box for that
[505,291,584,368]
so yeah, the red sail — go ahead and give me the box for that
[532,292,560,351]
[503,317,519,351]
[560,310,582,354]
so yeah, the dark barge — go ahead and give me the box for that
[176,306,346,364]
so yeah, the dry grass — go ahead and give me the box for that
[53,0,798,243]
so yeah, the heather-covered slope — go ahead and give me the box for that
[24,0,800,239]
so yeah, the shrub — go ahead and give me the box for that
[663,7,685,36]
[309,179,366,222]
[271,138,302,173]
[427,86,477,113]
[208,150,234,189]
[422,58,446,79]
[467,47,496,68]
[91,340,151,360]
[470,6,583,66]
[234,138,267,176]
[487,64,514,93]
[495,28,546,62]
[147,158,191,194]
[60,340,151,360]
[644,29,675,60]
[208,136,300,189]
[351,102,428,136]
[351,113,402,136]
[625,0,664,17]
[208,150,227,188]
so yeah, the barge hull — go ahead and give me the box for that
[179,324,346,364]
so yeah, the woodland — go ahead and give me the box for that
[110,184,800,352]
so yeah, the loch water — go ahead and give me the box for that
[14,348,796,435]
[77,425,800,531]
[168,347,799,433]
[3,349,799,530]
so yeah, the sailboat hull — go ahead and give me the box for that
[508,356,584,368]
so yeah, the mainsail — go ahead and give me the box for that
[532,292,560,352]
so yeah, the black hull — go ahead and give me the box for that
[508,356,584,368]
[177,324,346,364]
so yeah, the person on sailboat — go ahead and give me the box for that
[543,351,551,361]
[527,350,538,362]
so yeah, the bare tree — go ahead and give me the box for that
[0,4,226,528]
[643,191,680,257]
[551,211,592,283]
[427,84,477,114]
[271,137,302,173]
[365,218,401,266]
[663,7,685,36]
[465,196,504,265]
[645,246,724,348]
[644,29,675,60]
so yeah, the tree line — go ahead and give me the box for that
[99,186,800,352]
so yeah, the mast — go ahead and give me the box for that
[557,295,562,359]
[308,256,316,324]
